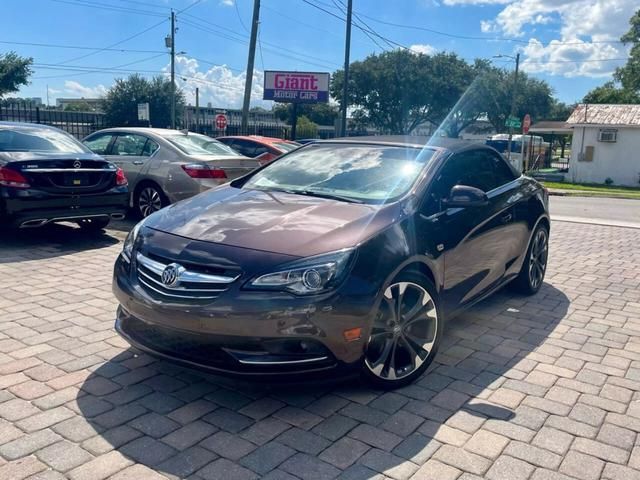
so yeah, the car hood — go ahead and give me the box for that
[145,186,402,257]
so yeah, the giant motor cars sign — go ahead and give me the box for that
[263,71,330,103]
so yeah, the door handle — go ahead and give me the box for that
[500,213,513,223]
[132,160,144,165]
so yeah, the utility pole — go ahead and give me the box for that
[340,0,353,137]
[506,52,520,162]
[241,0,260,133]
[195,87,200,133]
[170,10,176,130]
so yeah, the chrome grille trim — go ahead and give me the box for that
[135,252,238,302]
[137,268,226,293]
[137,276,220,300]
[136,253,238,284]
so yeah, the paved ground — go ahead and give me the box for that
[1,219,640,480]
[550,196,640,227]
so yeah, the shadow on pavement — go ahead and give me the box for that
[0,219,136,264]
[77,283,570,479]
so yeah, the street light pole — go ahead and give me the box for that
[340,0,353,137]
[506,53,520,162]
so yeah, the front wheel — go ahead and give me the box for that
[511,223,549,295]
[361,272,443,389]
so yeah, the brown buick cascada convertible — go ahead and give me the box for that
[113,138,549,388]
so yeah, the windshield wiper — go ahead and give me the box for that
[294,190,364,204]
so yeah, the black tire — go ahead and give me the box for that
[135,183,167,219]
[361,271,444,389]
[511,223,549,295]
[76,217,110,232]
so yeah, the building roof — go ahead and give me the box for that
[529,121,572,134]
[567,104,640,126]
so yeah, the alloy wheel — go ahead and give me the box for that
[528,228,548,290]
[138,187,163,217]
[364,282,438,381]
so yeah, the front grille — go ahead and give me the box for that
[135,252,239,302]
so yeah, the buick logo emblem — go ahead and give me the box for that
[73,160,82,169]
[161,263,182,287]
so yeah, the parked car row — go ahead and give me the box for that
[0,123,298,230]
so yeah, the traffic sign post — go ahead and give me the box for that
[505,116,521,129]
[215,114,228,131]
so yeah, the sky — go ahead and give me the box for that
[3,0,635,109]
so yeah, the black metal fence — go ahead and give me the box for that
[0,105,111,139]
[1,104,342,141]
[186,120,291,139]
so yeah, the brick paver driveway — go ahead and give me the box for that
[1,220,640,480]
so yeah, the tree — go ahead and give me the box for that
[273,103,339,125]
[331,50,474,134]
[583,81,640,104]
[102,74,185,128]
[330,50,554,136]
[583,10,640,104]
[295,115,318,138]
[614,9,640,93]
[64,101,94,112]
[0,52,33,98]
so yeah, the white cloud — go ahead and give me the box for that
[445,0,633,77]
[410,44,438,55]
[63,80,107,98]
[172,56,271,109]
[219,0,234,5]
[521,38,626,78]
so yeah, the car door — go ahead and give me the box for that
[83,132,116,156]
[421,149,517,312]
[103,133,152,186]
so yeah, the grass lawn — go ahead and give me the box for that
[542,181,640,199]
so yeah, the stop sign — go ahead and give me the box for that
[215,114,227,130]
[523,114,531,134]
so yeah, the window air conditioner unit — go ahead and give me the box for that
[598,129,617,142]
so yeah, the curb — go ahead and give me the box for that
[552,215,640,230]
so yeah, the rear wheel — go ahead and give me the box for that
[362,272,443,389]
[77,217,110,232]
[511,223,549,295]
[136,184,166,218]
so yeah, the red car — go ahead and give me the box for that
[216,136,300,164]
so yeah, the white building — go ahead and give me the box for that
[567,104,640,187]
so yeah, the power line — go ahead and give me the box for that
[49,0,166,17]
[0,40,165,54]
[33,53,167,80]
[351,9,624,46]
[57,17,168,65]
[179,18,339,70]
[235,0,250,33]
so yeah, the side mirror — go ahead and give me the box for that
[442,185,489,208]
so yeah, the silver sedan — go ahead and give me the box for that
[83,128,261,217]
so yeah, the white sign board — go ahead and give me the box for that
[263,71,330,103]
[137,103,150,122]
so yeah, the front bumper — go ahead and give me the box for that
[112,253,373,377]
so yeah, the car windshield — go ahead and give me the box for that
[273,142,299,152]
[165,134,239,156]
[0,126,89,153]
[243,143,435,204]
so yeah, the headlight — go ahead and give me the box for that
[121,220,144,262]
[248,249,355,295]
